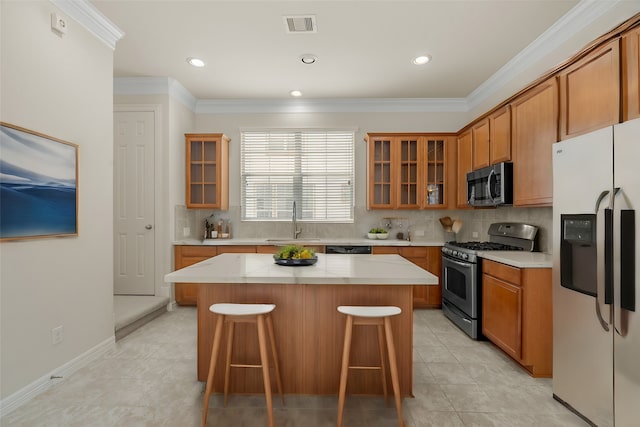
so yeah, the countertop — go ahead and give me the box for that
[164,253,439,285]
[478,251,553,268]
[173,237,445,247]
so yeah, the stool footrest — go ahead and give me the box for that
[230,363,262,368]
[349,366,382,370]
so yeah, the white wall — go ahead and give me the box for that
[0,1,114,400]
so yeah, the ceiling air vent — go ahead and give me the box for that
[283,15,317,33]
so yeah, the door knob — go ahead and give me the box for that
[145,224,153,230]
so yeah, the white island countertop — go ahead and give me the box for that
[164,253,438,285]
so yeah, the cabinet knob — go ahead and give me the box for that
[145,224,153,230]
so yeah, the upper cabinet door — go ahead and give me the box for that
[185,133,229,209]
[366,135,395,209]
[397,136,422,209]
[489,106,512,164]
[558,39,620,140]
[622,25,640,121]
[423,136,449,208]
[472,118,490,170]
[511,78,558,207]
[456,130,473,209]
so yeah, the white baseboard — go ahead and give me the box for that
[0,335,116,418]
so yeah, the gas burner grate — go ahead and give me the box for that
[449,242,524,251]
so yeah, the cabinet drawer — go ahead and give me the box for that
[179,246,218,258]
[399,247,428,257]
[372,246,400,254]
[483,260,521,285]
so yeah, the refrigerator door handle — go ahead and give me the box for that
[595,190,610,213]
[615,208,636,337]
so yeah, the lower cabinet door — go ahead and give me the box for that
[482,274,522,360]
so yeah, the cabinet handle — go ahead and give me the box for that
[145,224,153,230]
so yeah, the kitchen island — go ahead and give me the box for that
[164,253,438,397]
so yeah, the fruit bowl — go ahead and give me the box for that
[273,256,318,266]
[273,245,317,266]
[376,233,389,240]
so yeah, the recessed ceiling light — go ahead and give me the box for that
[187,57,205,67]
[299,54,317,64]
[413,55,432,65]
[290,90,302,97]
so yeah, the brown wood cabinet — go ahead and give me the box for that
[456,130,473,208]
[173,245,218,305]
[489,105,512,164]
[365,134,453,209]
[472,118,490,170]
[482,260,552,377]
[558,39,620,140]
[623,25,640,121]
[185,133,229,209]
[372,246,442,308]
[511,78,558,207]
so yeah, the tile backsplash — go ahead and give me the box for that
[176,205,553,253]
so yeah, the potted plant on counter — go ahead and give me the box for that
[368,227,389,240]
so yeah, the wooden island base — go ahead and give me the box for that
[197,282,413,397]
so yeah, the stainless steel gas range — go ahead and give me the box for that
[441,222,538,339]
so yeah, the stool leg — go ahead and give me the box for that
[377,323,389,405]
[223,320,235,407]
[384,317,404,427]
[266,313,285,405]
[337,315,354,427]
[257,314,275,427]
[202,313,225,427]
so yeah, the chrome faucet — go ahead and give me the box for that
[292,201,302,239]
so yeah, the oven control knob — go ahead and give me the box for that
[462,253,469,260]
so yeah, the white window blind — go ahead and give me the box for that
[241,129,354,222]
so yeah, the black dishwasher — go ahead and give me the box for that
[325,245,372,254]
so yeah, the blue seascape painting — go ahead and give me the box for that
[0,123,77,240]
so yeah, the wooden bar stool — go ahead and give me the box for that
[201,303,284,427]
[336,305,404,427]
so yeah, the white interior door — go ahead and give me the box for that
[114,111,155,295]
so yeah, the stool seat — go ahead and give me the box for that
[210,303,276,316]
[337,305,401,318]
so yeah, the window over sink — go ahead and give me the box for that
[241,129,355,222]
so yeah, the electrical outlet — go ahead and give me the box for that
[52,326,64,345]
[472,231,479,238]
[183,227,190,237]
[414,229,425,237]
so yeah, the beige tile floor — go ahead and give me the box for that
[1,307,588,427]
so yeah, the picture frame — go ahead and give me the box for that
[0,122,78,241]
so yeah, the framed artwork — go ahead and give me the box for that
[0,122,78,241]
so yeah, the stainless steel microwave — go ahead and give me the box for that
[466,162,513,207]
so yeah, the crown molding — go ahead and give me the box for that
[466,0,625,110]
[195,98,469,114]
[50,0,124,50]
[114,77,197,111]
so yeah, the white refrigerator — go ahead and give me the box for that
[552,118,639,426]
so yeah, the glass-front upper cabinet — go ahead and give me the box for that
[185,133,229,209]
[398,137,421,209]
[366,135,394,209]
[424,137,446,207]
[366,133,452,210]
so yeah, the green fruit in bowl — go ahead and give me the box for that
[369,227,387,234]
[274,245,315,260]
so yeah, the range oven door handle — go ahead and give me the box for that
[443,256,473,270]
